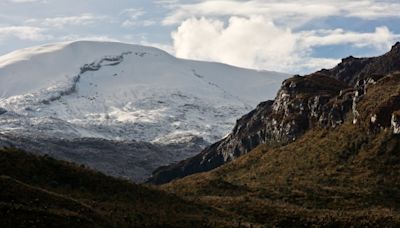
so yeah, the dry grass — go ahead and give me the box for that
[162,73,400,227]
[0,148,234,227]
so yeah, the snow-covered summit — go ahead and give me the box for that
[0,41,171,97]
[0,40,289,144]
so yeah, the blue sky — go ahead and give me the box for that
[0,0,399,74]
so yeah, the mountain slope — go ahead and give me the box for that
[149,42,400,184]
[0,148,235,227]
[0,41,289,181]
[0,133,206,182]
[0,41,288,143]
[160,66,400,226]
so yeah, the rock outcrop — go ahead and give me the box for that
[148,42,400,185]
[392,111,400,134]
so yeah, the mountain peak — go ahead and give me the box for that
[390,41,400,53]
[0,41,289,182]
[341,55,357,62]
[0,41,289,140]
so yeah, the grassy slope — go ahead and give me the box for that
[163,73,400,226]
[0,148,234,227]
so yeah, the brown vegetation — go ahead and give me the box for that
[0,148,233,227]
[162,72,400,227]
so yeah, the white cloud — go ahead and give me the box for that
[7,0,42,3]
[140,40,174,54]
[58,34,120,42]
[345,1,400,19]
[155,0,180,5]
[121,19,156,28]
[120,8,145,19]
[300,58,341,71]
[120,8,143,28]
[121,20,138,28]
[163,0,400,26]
[172,16,399,73]
[0,26,50,41]
[119,8,156,28]
[142,20,156,27]
[163,0,400,73]
[299,26,398,51]
[173,17,297,70]
[26,14,109,29]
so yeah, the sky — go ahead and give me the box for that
[0,0,399,74]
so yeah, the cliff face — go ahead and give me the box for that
[148,42,400,185]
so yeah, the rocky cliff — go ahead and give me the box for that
[148,42,400,184]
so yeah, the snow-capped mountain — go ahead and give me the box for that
[0,41,289,181]
[0,41,288,143]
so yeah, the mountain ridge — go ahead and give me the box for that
[149,42,400,184]
[159,66,400,226]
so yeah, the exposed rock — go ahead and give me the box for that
[148,74,350,184]
[80,52,131,74]
[352,90,361,124]
[148,42,400,185]
[369,96,400,132]
[371,114,377,124]
[392,111,400,134]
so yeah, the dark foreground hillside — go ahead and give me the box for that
[0,148,233,227]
